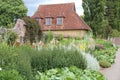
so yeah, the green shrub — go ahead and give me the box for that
[31,45,87,72]
[42,31,53,43]
[92,39,117,68]
[75,36,82,40]
[23,16,42,44]
[0,42,18,69]
[0,44,34,80]
[59,39,73,45]
[6,31,18,46]
[56,34,63,41]
[0,69,25,80]
[99,60,111,68]
[95,39,113,48]
[35,66,106,80]
[15,47,33,80]
[93,47,117,65]
[109,29,120,37]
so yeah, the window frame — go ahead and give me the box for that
[57,17,63,25]
[45,17,52,26]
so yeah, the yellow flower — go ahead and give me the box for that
[79,42,87,52]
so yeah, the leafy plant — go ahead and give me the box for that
[92,38,118,68]
[35,66,106,80]
[99,60,111,68]
[0,69,26,80]
[31,45,87,72]
[0,42,18,69]
[109,29,120,37]
[56,34,63,41]
[6,31,18,46]
[42,31,53,43]
[84,53,100,70]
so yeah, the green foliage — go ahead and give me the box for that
[6,31,18,46]
[0,43,87,79]
[23,17,42,44]
[0,0,27,28]
[31,45,87,72]
[0,69,25,80]
[82,0,120,38]
[56,34,63,41]
[0,43,33,80]
[106,0,120,31]
[95,39,113,48]
[91,39,117,67]
[99,60,111,68]
[35,66,106,80]
[75,36,82,40]
[94,47,117,64]
[42,31,53,43]
[59,38,74,45]
[82,0,112,38]
[15,46,33,80]
[109,29,120,37]
[0,42,18,69]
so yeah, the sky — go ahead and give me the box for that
[23,0,84,16]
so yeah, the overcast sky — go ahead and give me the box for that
[23,0,83,16]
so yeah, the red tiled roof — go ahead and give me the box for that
[32,3,91,31]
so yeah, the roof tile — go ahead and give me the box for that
[32,3,91,31]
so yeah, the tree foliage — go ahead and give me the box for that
[0,0,27,28]
[82,0,120,38]
[106,0,120,31]
[23,17,42,45]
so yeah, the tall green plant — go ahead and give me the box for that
[82,0,111,38]
[42,31,53,43]
[23,16,42,45]
[106,0,120,31]
[6,31,18,46]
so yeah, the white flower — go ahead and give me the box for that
[0,67,2,71]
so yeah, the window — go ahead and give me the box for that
[45,18,51,26]
[57,17,63,25]
[36,18,40,23]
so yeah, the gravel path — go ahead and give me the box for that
[100,48,120,80]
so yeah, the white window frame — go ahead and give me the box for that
[57,17,63,25]
[45,18,52,26]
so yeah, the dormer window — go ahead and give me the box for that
[36,18,41,23]
[57,17,63,25]
[45,17,52,26]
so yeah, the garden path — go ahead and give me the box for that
[100,48,120,80]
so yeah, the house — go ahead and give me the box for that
[32,3,91,38]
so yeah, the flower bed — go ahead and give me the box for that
[36,66,106,80]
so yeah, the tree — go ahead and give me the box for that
[82,0,111,38]
[106,0,120,31]
[23,17,42,45]
[82,0,120,38]
[0,0,27,28]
